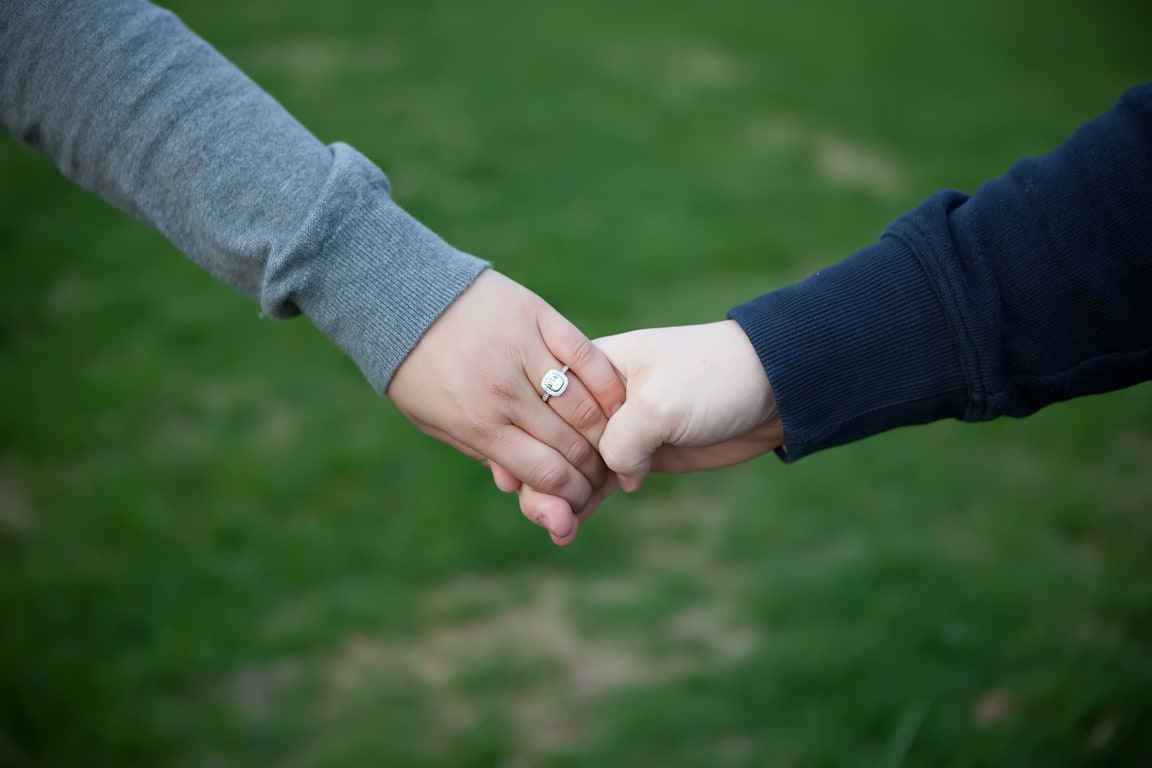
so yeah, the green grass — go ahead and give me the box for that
[3,0,1152,765]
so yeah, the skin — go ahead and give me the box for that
[387,270,626,519]
[495,320,784,545]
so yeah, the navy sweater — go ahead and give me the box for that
[729,84,1152,461]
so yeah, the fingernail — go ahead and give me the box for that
[535,515,554,534]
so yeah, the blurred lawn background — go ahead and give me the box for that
[2,0,1152,765]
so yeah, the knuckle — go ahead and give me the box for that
[568,397,606,437]
[563,336,598,372]
[532,461,573,496]
[530,460,591,508]
[564,436,599,474]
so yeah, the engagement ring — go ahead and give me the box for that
[541,365,569,402]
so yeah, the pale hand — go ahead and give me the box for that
[596,320,782,487]
[507,320,783,546]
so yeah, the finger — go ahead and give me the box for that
[575,472,619,522]
[420,359,605,492]
[649,424,782,473]
[423,420,594,507]
[518,487,580,547]
[536,363,610,449]
[418,353,606,497]
[538,311,626,419]
[481,424,594,508]
[598,398,662,491]
[512,370,608,491]
[427,424,590,516]
[421,424,541,495]
[490,462,522,493]
[518,471,619,547]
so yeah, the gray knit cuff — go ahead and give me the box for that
[261,143,490,394]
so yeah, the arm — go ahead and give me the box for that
[515,83,1152,540]
[1,0,475,388]
[1,0,624,508]
[730,83,1152,460]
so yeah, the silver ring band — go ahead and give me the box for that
[541,365,569,402]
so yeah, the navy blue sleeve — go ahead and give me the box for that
[728,83,1152,461]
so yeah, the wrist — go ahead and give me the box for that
[718,319,777,429]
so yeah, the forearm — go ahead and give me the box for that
[730,83,1152,460]
[0,0,487,391]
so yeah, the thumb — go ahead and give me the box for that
[599,398,661,492]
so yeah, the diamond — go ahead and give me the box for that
[541,368,569,399]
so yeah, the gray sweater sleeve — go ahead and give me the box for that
[0,0,489,393]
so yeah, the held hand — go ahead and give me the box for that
[508,320,783,546]
[597,320,782,488]
[387,270,625,513]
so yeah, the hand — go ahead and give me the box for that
[504,320,783,545]
[387,270,625,517]
[596,320,782,486]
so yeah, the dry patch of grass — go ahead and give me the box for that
[229,660,301,720]
[0,464,32,535]
[812,134,904,200]
[744,113,906,200]
[316,489,761,758]
[596,40,743,101]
